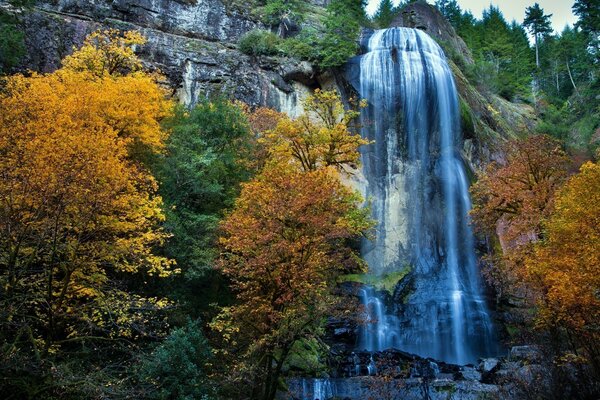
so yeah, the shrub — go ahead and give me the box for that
[238,29,282,56]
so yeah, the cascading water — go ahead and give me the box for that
[355,28,499,365]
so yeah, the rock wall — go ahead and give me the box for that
[11,0,322,111]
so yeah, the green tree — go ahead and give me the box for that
[435,0,463,29]
[156,99,256,313]
[523,2,553,68]
[317,0,366,68]
[137,320,215,400]
[573,0,599,61]
[374,0,397,28]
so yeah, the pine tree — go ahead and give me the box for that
[435,0,462,29]
[374,0,396,28]
[523,3,553,68]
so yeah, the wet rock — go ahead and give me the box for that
[460,366,482,381]
[510,345,542,363]
[479,358,500,373]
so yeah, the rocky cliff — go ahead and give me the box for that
[9,0,323,113]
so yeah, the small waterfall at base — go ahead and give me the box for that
[356,28,499,365]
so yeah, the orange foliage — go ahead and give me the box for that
[211,90,371,399]
[470,135,570,306]
[527,162,600,360]
[471,135,570,244]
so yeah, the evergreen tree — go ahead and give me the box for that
[523,3,553,68]
[374,0,396,28]
[573,0,600,60]
[435,0,462,29]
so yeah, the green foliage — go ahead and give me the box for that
[238,29,282,56]
[315,0,365,68]
[523,3,553,39]
[138,320,214,400]
[157,99,255,312]
[0,0,36,74]
[435,0,462,29]
[440,3,535,100]
[373,0,398,29]
[573,0,600,39]
[260,0,306,26]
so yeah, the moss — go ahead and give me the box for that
[339,266,411,294]
[283,338,328,375]
[459,96,475,139]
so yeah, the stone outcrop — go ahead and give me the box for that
[278,346,550,400]
[11,0,322,111]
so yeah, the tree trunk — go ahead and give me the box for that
[535,34,540,69]
[566,59,579,95]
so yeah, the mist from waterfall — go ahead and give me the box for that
[357,28,499,365]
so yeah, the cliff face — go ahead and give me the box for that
[15,0,320,113]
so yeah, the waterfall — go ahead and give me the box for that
[356,28,499,365]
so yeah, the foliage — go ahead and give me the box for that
[263,89,369,171]
[211,90,371,400]
[0,0,36,74]
[156,99,257,313]
[373,0,398,29]
[470,135,570,301]
[238,29,282,56]
[0,30,175,398]
[137,320,215,400]
[316,0,365,68]
[471,135,569,241]
[527,161,600,375]
[573,0,600,60]
[260,0,306,26]
[523,2,553,67]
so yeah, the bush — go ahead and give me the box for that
[137,320,215,400]
[238,29,282,56]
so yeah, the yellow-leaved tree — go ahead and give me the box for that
[526,161,600,373]
[0,28,175,370]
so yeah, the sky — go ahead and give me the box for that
[366,0,578,33]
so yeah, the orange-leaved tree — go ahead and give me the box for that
[470,135,570,304]
[211,90,372,400]
[0,28,175,375]
[526,161,600,372]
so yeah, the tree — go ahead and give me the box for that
[0,30,176,397]
[318,0,367,68]
[527,161,600,376]
[573,0,600,62]
[156,99,257,313]
[374,0,397,29]
[264,89,369,172]
[435,0,463,29]
[524,3,553,68]
[211,91,371,400]
[137,320,215,400]
[573,0,600,37]
[470,135,570,301]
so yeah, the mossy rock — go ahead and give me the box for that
[338,266,411,295]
